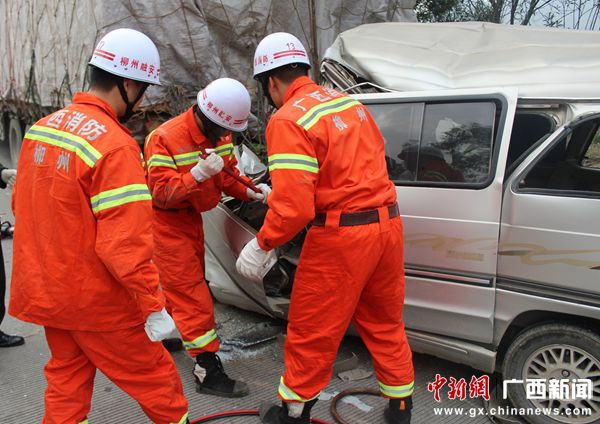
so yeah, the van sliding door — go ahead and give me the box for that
[356,88,518,343]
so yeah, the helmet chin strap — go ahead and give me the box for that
[117,79,148,123]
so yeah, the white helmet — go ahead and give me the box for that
[197,78,251,132]
[89,28,161,85]
[253,32,311,78]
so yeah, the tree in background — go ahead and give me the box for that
[415,0,600,29]
[414,0,461,21]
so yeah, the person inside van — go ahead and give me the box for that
[398,144,465,183]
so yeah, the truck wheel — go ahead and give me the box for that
[8,117,24,167]
[503,323,600,424]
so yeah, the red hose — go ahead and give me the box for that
[189,409,256,423]
[189,408,332,423]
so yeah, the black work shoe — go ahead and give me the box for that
[0,331,24,348]
[384,396,413,424]
[259,399,318,424]
[259,402,287,424]
[193,352,249,398]
[161,338,183,352]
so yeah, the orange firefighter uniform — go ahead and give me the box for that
[257,76,414,402]
[9,92,189,424]
[144,106,250,357]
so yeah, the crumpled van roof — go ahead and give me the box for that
[323,22,600,99]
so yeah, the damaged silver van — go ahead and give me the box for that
[203,23,600,423]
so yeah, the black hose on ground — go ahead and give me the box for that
[330,387,382,424]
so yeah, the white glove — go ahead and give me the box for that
[144,308,176,342]
[1,169,16,188]
[247,183,271,204]
[190,153,224,182]
[236,238,278,281]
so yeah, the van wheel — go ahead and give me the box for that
[8,117,24,167]
[503,324,600,424]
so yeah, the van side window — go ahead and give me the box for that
[367,101,496,185]
[519,118,600,194]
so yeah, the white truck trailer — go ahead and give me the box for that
[0,0,415,165]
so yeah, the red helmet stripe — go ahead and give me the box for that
[94,49,116,58]
[273,50,306,58]
[94,51,115,61]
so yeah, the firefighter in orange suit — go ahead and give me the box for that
[144,78,270,398]
[9,29,189,424]
[236,33,415,424]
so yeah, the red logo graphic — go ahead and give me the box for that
[427,374,490,402]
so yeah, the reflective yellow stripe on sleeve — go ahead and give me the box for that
[215,143,234,159]
[173,151,201,167]
[268,153,318,173]
[296,97,361,130]
[147,154,177,169]
[278,376,319,402]
[25,125,102,167]
[183,329,218,350]
[78,420,89,424]
[90,184,151,214]
[378,380,414,398]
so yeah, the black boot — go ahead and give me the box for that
[259,398,318,424]
[0,331,24,348]
[193,352,249,398]
[384,396,412,424]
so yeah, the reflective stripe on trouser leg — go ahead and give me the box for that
[379,381,415,398]
[278,376,320,402]
[183,329,218,351]
[170,412,190,424]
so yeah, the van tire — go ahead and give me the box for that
[502,323,600,424]
[8,117,24,167]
